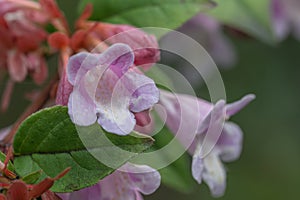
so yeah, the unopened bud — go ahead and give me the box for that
[95,23,160,70]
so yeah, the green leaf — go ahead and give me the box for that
[22,170,43,184]
[13,106,153,192]
[208,0,277,44]
[78,0,214,37]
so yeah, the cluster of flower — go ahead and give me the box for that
[61,40,254,199]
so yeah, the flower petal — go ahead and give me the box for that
[104,43,134,77]
[197,100,226,160]
[202,153,226,198]
[127,72,159,112]
[197,100,226,135]
[68,42,134,86]
[94,69,136,135]
[192,141,205,184]
[68,86,97,126]
[226,94,255,117]
[121,163,161,195]
[97,109,136,136]
[100,175,136,200]
[67,52,98,85]
[59,183,101,200]
[158,90,207,148]
[218,122,243,162]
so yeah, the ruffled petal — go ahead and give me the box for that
[127,72,159,112]
[94,69,136,135]
[218,122,243,162]
[105,43,134,77]
[69,43,134,84]
[97,109,136,136]
[67,52,98,85]
[202,153,226,198]
[67,42,134,86]
[121,163,161,195]
[68,86,97,126]
[226,94,255,117]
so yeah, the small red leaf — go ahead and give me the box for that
[28,167,70,199]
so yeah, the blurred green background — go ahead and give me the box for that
[1,0,300,199]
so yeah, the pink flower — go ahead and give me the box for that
[67,43,159,135]
[0,0,48,83]
[158,90,255,197]
[58,163,161,200]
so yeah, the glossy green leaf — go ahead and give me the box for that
[208,0,276,44]
[13,106,153,192]
[78,0,214,37]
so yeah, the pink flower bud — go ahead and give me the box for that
[94,23,160,70]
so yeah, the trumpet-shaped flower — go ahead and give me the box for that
[67,43,159,135]
[158,90,255,197]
